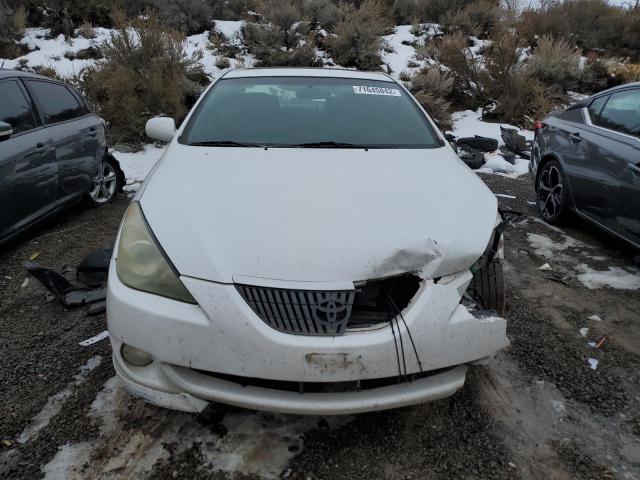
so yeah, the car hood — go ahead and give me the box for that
[138,144,497,285]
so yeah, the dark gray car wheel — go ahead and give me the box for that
[89,157,120,206]
[469,258,505,316]
[536,159,569,223]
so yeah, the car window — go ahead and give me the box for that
[0,80,38,134]
[181,77,442,148]
[557,108,584,123]
[587,95,608,120]
[592,89,640,137]
[26,80,85,124]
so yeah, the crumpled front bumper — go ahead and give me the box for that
[107,261,509,414]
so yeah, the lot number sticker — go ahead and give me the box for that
[353,85,401,96]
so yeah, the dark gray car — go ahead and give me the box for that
[0,70,123,247]
[531,82,640,249]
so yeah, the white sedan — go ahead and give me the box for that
[107,68,508,415]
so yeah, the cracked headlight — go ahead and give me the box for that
[116,202,196,304]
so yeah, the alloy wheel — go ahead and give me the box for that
[90,161,117,204]
[537,165,564,220]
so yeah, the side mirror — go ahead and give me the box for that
[145,117,176,143]
[0,121,13,141]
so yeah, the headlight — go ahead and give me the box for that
[116,202,196,304]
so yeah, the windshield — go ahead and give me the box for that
[180,76,442,148]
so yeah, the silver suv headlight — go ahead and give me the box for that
[116,202,196,304]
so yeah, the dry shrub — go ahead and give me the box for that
[440,9,477,36]
[150,0,223,35]
[0,2,27,58]
[44,7,75,38]
[215,56,231,69]
[77,21,96,39]
[483,28,554,126]
[463,0,501,37]
[392,0,476,24]
[223,0,256,20]
[240,0,321,67]
[301,0,342,31]
[419,32,486,104]
[79,17,208,144]
[327,0,393,71]
[440,0,501,37]
[407,68,454,129]
[208,29,241,58]
[422,26,554,126]
[578,56,614,92]
[527,34,581,91]
[606,59,640,84]
[518,0,640,61]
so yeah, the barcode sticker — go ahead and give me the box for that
[352,85,401,96]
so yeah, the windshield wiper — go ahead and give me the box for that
[187,140,265,147]
[290,141,370,149]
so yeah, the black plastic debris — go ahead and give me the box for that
[501,126,532,159]
[77,248,112,287]
[456,135,499,152]
[498,146,516,165]
[24,261,75,303]
[457,144,485,169]
[25,248,112,315]
[500,209,527,225]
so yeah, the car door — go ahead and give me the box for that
[24,79,104,202]
[573,88,640,243]
[0,78,57,242]
[588,89,640,243]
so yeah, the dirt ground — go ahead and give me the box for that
[1,173,639,480]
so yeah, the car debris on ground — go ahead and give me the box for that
[25,248,112,316]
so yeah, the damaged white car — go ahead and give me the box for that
[107,68,509,415]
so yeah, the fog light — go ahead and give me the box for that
[121,344,153,367]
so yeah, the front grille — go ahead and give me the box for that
[236,285,355,335]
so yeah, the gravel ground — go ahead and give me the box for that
[1,173,639,480]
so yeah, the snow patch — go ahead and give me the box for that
[110,145,166,191]
[382,25,420,80]
[576,264,640,290]
[526,232,584,259]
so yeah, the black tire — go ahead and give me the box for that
[536,159,569,224]
[456,136,499,152]
[469,258,505,316]
[88,155,123,207]
[457,145,485,169]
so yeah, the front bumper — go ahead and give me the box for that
[107,261,508,414]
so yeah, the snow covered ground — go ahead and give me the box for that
[110,145,166,192]
[0,21,252,78]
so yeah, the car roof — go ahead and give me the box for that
[0,68,59,81]
[222,67,396,83]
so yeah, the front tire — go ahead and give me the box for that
[469,258,505,316]
[88,156,121,206]
[536,160,569,223]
